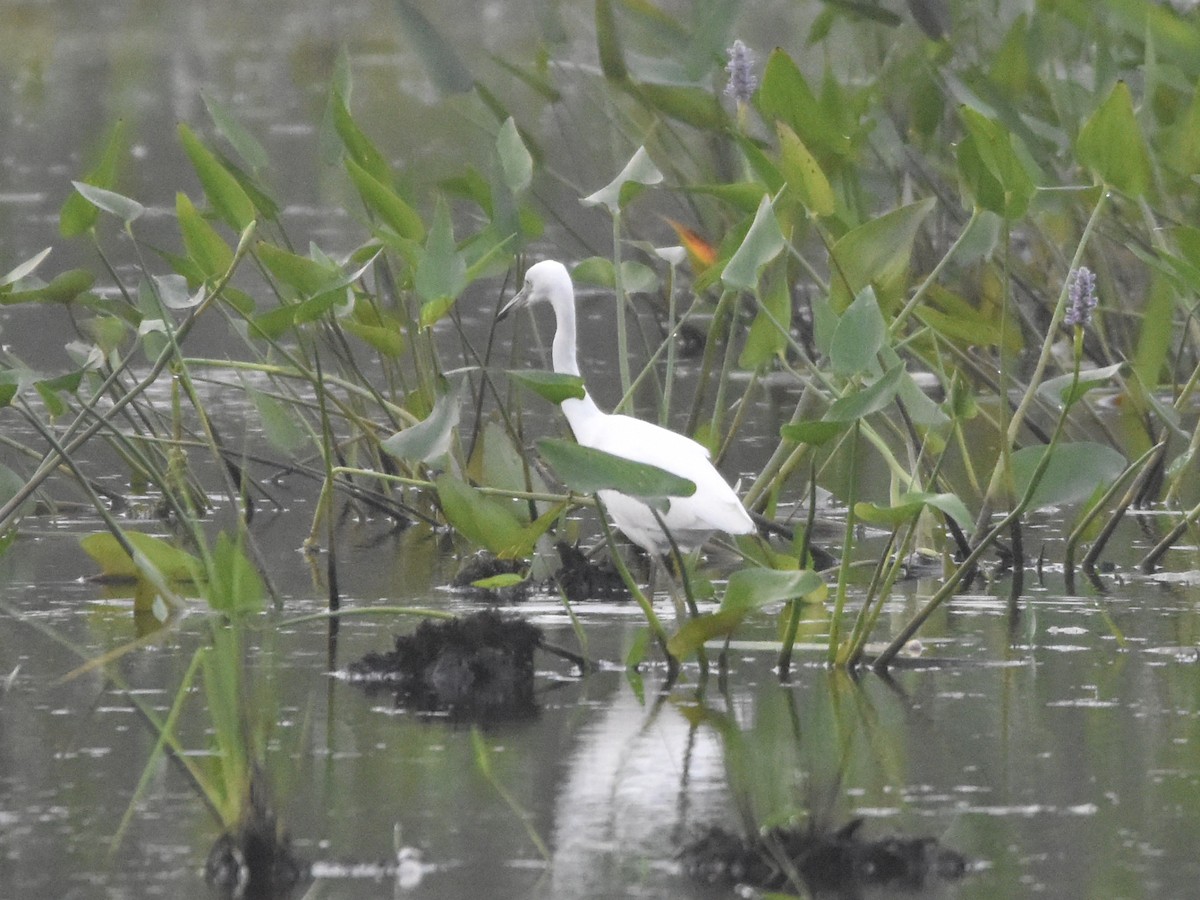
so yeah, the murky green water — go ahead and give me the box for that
[3,2,1200,898]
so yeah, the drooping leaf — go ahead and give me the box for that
[242,378,309,457]
[956,106,1037,219]
[202,91,270,172]
[436,475,554,558]
[594,0,628,82]
[779,419,845,445]
[80,531,199,583]
[581,146,662,212]
[60,119,128,237]
[176,192,234,279]
[537,437,695,504]
[381,379,462,464]
[345,157,425,242]
[722,194,785,291]
[70,181,145,225]
[740,264,792,367]
[508,369,586,404]
[392,0,475,95]
[414,198,467,314]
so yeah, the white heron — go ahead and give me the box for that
[499,259,755,557]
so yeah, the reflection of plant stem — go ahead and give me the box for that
[826,422,860,665]
[471,728,551,860]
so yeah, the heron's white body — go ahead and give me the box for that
[503,260,755,555]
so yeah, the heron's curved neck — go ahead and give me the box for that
[549,290,605,434]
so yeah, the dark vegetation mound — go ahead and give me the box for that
[681,819,967,895]
[552,541,629,601]
[347,610,543,721]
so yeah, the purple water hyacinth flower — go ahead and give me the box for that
[1064,266,1098,328]
[725,40,758,103]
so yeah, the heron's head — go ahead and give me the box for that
[498,260,573,320]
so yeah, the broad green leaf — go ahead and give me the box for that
[70,181,145,225]
[345,157,425,242]
[581,146,662,211]
[1076,81,1152,197]
[80,531,199,583]
[722,194,785,291]
[342,320,405,357]
[256,241,340,296]
[176,192,234,279]
[776,122,835,217]
[1011,442,1127,510]
[779,419,844,445]
[177,123,257,230]
[1037,363,1125,407]
[508,369,586,403]
[393,0,474,95]
[381,379,462,464]
[60,119,127,237]
[206,532,265,614]
[956,106,1036,220]
[496,117,533,195]
[829,197,935,312]
[414,198,466,309]
[824,362,905,422]
[571,257,657,293]
[537,437,695,503]
[830,285,886,376]
[436,474,549,558]
[855,491,973,528]
[472,572,527,590]
[202,91,270,172]
[757,49,850,163]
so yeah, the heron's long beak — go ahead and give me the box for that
[497,284,530,321]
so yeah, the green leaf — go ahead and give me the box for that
[757,49,850,163]
[330,91,392,185]
[631,82,725,130]
[472,572,527,590]
[1037,363,1125,407]
[537,437,695,503]
[830,286,886,376]
[581,146,662,212]
[828,197,936,312]
[60,119,127,237]
[722,194,785,291]
[776,122,835,217]
[0,270,95,306]
[824,362,905,422]
[177,123,257,230]
[956,106,1037,220]
[414,198,466,312]
[256,241,340,296]
[242,379,309,457]
[381,379,462,464]
[206,532,265,614]
[70,181,145,225]
[176,192,234,279]
[496,117,533,195]
[345,158,425,242]
[508,369,586,404]
[342,320,405,357]
[1076,81,1152,197]
[436,475,547,558]
[0,247,53,289]
[1011,442,1127,510]
[202,91,270,172]
[80,531,199,583]
[855,491,973,528]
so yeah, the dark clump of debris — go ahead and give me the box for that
[347,610,543,721]
[552,541,629,602]
[681,819,967,896]
[204,772,307,899]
